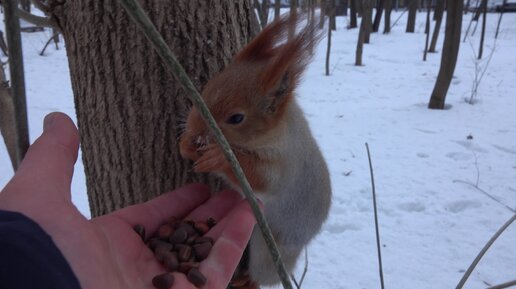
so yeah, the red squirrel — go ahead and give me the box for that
[179,14,332,288]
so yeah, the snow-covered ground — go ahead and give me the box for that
[1,10,515,289]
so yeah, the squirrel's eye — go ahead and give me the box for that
[226,113,245,125]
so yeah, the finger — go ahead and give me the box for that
[4,112,80,201]
[185,189,243,222]
[200,200,256,288]
[109,184,211,235]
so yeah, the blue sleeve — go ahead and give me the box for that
[0,210,82,289]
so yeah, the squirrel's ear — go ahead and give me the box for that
[258,15,321,114]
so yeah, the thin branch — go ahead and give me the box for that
[40,32,60,56]
[455,214,516,289]
[487,279,516,289]
[117,1,294,289]
[390,7,408,31]
[291,248,309,289]
[452,180,516,214]
[31,0,51,13]
[17,8,54,28]
[365,143,386,289]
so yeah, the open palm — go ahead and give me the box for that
[0,112,255,289]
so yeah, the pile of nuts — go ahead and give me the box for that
[134,217,217,289]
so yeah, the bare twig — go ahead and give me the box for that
[16,8,54,28]
[455,214,516,289]
[467,37,496,104]
[495,0,508,39]
[291,248,309,289]
[390,7,407,31]
[453,180,516,214]
[365,143,386,289]
[40,32,60,56]
[31,0,50,13]
[487,279,516,289]
[117,1,294,289]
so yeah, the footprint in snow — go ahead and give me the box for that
[397,202,426,213]
[445,200,482,213]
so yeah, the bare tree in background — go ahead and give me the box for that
[255,0,271,28]
[275,0,281,19]
[328,0,336,30]
[383,0,393,33]
[364,0,373,43]
[429,0,445,52]
[326,0,335,75]
[429,0,463,109]
[349,0,358,28]
[20,0,31,12]
[478,0,487,59]
[356,0,373,65]
[406,0,418,32]
[423,0,431,61]
[372,0,385,32]
[47,0,259,216]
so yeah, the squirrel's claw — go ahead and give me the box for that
[193,144,229,173]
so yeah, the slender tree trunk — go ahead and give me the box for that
[372,0,385,32]
[423,0,431,61]
[364,0,373,43]
[383,0,392,33]
[326,1,334,75]
[429,0,445,52]
[473,0,485,21]
[349,0,358,28]
[478,0,487,59]
[356,0,373,65]
[495,0,508,39]
[49,0,259,216]
[328,0,336,30]
[428,0,463,109]
[319,0,326,29]
[406,0,418,33]
[465,0,472,14]
[275,0,281,19]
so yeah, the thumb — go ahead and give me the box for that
[3,112,80,201]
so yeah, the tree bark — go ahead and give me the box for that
[429,0,445,52]
[49,0,259,216]
[349,0,358,28]
[428,0,463,109]
[423,0,431,61]
[372,0,384,32]
[383,0,392,33]
[406,0,418,33]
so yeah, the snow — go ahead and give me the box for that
[1,10,515,289]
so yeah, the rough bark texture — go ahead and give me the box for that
[49,0,259,216]
[406,0,418,33]
[428,0,463,109]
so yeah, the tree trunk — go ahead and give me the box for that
[383,0,392,33]
[428,0,463,109]
[356,0,373,65]
[349,0,358,28]
[255,0,270,28]
[20,0,31,12]
[429,0,445,52]
[326,3,334,75]
[423,0,431,61]
[319,0,326,29]
[49,0,259,217]
[372,0,384,32]
[364,0,373,43]
[328,0,336,30]
[478,0,487,59]
[275,0,281,19]
[406,0,418,33]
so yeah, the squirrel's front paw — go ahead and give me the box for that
[193,144,230,173]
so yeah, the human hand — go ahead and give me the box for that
[0,112,256,289]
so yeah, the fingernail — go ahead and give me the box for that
[43,113,56,131]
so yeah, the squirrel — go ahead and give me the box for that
[179,14,332,288]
